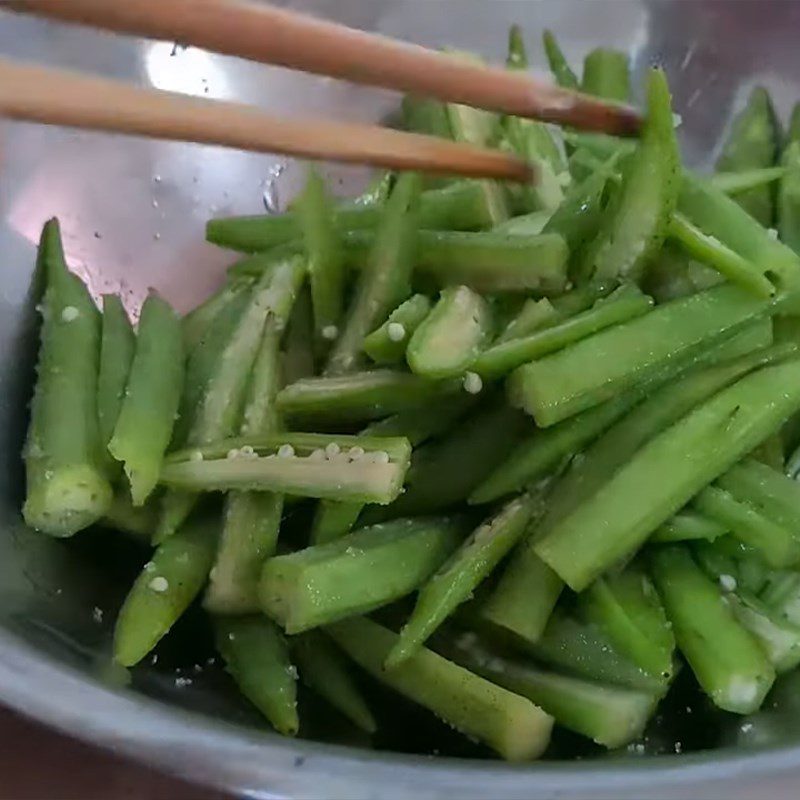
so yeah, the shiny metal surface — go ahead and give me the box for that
[1,1,799,797]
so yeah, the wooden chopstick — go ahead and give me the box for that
[7,0,642,137]
[0,58,534,182]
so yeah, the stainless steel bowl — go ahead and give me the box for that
[2,2,800,797]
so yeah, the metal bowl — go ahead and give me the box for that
[2,2,800,797]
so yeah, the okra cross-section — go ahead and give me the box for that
[162,433,411,505]
[259,516,466,634]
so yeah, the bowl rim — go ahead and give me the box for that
[1,627,799,799]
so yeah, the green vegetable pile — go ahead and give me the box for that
[21,26,800,760]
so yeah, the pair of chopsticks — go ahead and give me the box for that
[2,0,641,181]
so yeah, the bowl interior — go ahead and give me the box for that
[3,0,800,795]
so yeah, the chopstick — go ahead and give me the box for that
[7,0,641,137]
[0,58,534,182]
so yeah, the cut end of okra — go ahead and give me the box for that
[23,464,113,537]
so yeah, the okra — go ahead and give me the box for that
[326,173,420,375]
[277,370,459,424]
[694,486,800,569]
[206,180,493,253]
[363,294,432,365]
[509,284,773,428]
[97,294,135,447]
[343,229,569,294]
[215,615,298,735]
[579,562,675,680]
[669,212,776,297]
[580,69,680,284]
[296,168,345,345]
[407,285,493,379]
[259,517,465,633]
[716,87,780,227]
[113,513,217,666]
[162,434,410,505]
[109,292,184,506]
[581,48,631,102]
[310,500,363,546]
[534,358,800,591]
[650,545,775,714]
[542,30,579,90]
[474,284,652,380]
[387,493,540,667]
[440,629,657,748]
[329,617,553,761]
[778,104,800,255]
[23,219,112,536]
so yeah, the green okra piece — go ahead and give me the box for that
[215,615,299,736]
[277,369,458,424]
[669,212,776,298]
[310,500,363,546]
[97,294,136,447]
[206,261,300,613]
[168,432,411,463]
[387,493,541,667]
[172,285,253,449]
[650,545,775,714]
[401,94,453,139]
[207,180,494,253]
[109,292,184,506]
[181,278,251,352]
[581,48,631,102]
[158,257,305,541]
[518,608,667,692]
[694,486,800,569]
[652,510,728,543]
[678,171,800,292]
[474,285,652,380]
[727,592,800,674]
[329,616,553,761]
[579,562,675,681]
[23,219,112,537]
[508,284,774,428]
[542,30,579,90]
[204,488,283,614]
[752,432,784,470]
[580,69,680,284]
[534,357,800,591]
[477,545,564,646]
[694,536,773,597]
[343,229,569,295]
[371,399,531,519]
[719,458,800,533]
[712,166,786,196]
[162,435,410,505]
[716,87,780,227]
[506,24,528,70]
[407,285,493,379]
[536,341,799,534]
[326,173,420,375]
[259,517,465,633]
[292,631,377,733]
[296,168,345,344]
[473,319,777,504]
[439,629,657,749]
[113,513,217,666]
[363,294,432,365]
[361,392,477,446]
